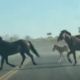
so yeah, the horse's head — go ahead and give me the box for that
[57,30,71,42]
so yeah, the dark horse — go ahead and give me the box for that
[57,30,80,66]
[0,37,40,70]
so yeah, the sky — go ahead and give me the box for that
[0,0,80,39]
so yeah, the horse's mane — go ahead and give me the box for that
[62,30,71,36]
[63,30,80,41]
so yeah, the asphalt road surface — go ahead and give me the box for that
[0,39,80,80]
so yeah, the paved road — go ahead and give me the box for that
[0,39,80,80]
[8,56,80,80]
[0,55,79,80]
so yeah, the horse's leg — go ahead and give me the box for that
[0,57,5,70]
[19,52,26,68]
[5,56,16,67]
[73,52,77,66]
[58,53,62,63]
[25,51,37,65]
[67,51,72,63]
[62,53,66,62]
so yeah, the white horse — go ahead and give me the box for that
[52,45,68,62]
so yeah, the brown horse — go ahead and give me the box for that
[57,30,80,65]
[52,45,68,62]
[0,37,40,70]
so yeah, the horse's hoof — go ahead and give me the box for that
[69,60,72,63]
[19,66,21,68]
[73,63,77,66]
[37,55,40,57]
[33,63,37,65]
[0,67,2,71]
[70,61,72,63]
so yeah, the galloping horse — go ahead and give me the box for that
[57,30,80,65]
[0,37,40,70]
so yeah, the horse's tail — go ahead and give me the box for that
[28,41,40,57]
